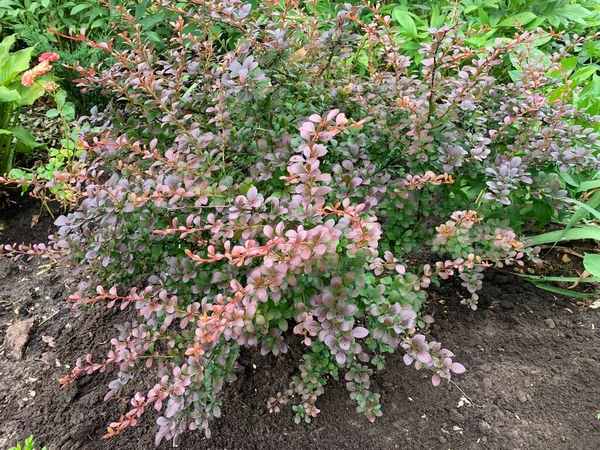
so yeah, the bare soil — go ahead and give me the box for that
[1,198,599,450]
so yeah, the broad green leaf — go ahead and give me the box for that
[576,180,600,192]
[583,254,600,278]
[392,8,418,38]
[585,100,600,116]
[560,56,579,72]
[15,78,46,106]
[498,12,537,27]
[533,36,552,47]
[430,5,443,28]
[135,0,149,19]
[8,125,44,148]
[61,102,75,121]
[572,65,599,83]
[45,108,60,118]
[0,85,21,102]
[0,35,16,62]
[478,8,490,25]
[71,4,91,15]
[0,47,34,85]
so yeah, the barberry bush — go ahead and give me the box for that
[3,0,600,445]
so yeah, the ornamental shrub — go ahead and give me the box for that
[3,0,600,445]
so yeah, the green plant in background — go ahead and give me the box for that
[0,0,181,111]
[0,0,124,111]
[9,435,47,450]
[522,171,600,296]
[7,75,81,205]
[0,35,60,175]
[345,1,600,108]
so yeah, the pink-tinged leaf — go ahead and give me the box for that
[416,350,432,365]
[313,243,327,255]
[335,351,346,365]
[324,335,336,348]
[403,354,413,366]
[326,109,340,121]
[339,337,351,351]
[351,326,369,339]
[450,363,466,374]
[164,400,180,419]
[246,186,258,201]
[431,374,441,387]
[54,216,68,226]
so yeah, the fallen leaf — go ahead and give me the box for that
[41,335,56,348]
[589,300,600,310]
[30,214,39,228]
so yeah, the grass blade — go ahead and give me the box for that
[527,226,600,246]
[529,282,598,298]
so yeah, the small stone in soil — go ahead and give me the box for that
[545,318,556,329]
[4,317,36,359]
[517,391,528,403]
[482,377,493,390]
[479,420,492,435]
[449,409,465,424]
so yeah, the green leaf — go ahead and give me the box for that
[565,196,600,223]
[519,274,600,283]
[532,199,553,222]
[527,226,600,246]
[584,254,600,278]
[71,4,90,15]
[0,35,16,62]
[559,171,578,187]
[8,125,44,148]
[46,108,60,118]
[392,8,418,38]
[498,12,537,27]
[0,47,34,85]
[560,56,579,72]
[15,78,46,106]
[529,282,598,298]
[571,65,599,83]
[61,102,75,121]
[566,189,600,228]
[135,0,149,19]
[577,180,600,192]
[0,86,21,102]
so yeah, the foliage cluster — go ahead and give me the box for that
[0,0,599,446]
[0,35,63,175]
[8,435,47,450]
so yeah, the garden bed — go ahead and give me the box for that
[1,198,599,450]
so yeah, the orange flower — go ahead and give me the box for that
[39,52,60,63]
[21,70,36,87]
[43,81,59,92]
[21,60,52,87]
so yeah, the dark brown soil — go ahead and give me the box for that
[1,199,600,450]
